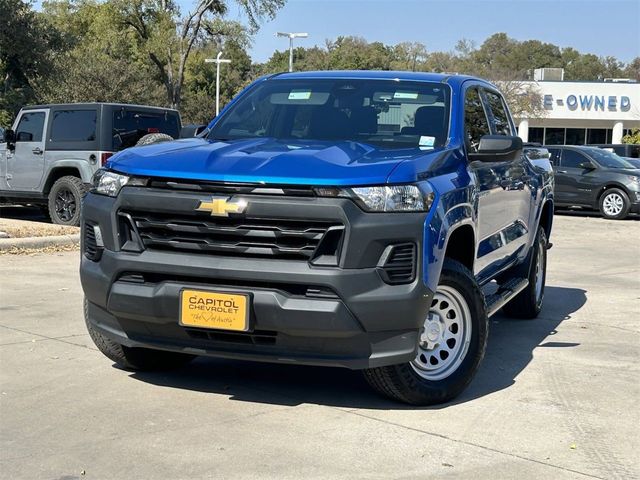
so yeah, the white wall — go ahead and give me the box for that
[517,81,640,125]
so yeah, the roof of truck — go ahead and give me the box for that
[21,103,179,112]
[269,70,490,88]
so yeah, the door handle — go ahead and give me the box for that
[557,170,567,174]
[32,147,43,155]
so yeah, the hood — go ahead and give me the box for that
[106,138,440,186]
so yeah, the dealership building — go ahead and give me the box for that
[515,69,640,146]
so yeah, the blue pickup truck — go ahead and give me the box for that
[80,71,554,405]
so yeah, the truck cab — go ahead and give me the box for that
[0,103,181,225]
[80,72,554,405]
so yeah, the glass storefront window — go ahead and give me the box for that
[587,129,607,144]
[545,128,565,145]
[529,127,544,144]
[565,128,586,145]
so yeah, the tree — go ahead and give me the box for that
[0,0,62,125]
[622,129,640,145]
[119,0,284,109]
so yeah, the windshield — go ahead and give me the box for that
[585,148,635,169]
[208,79,450,149]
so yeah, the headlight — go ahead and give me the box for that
[626,175,640,185]
[315,184,434,212]
[92,169,147,197]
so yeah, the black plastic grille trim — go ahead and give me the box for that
[83,223,101,261]
[121,211,342,261]
[379,243,416,285]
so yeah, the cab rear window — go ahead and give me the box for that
[112,110,180,151]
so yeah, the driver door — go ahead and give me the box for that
[6,109,48,191]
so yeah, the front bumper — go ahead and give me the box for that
[81,188,433,369]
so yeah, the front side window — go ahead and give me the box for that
[16,112,45,142]
[547,148,561,166]
[483,90,512,136]
[464,88,490,152]
[51,110,97,142]
[561,149,588,168]
[208,79,451,149]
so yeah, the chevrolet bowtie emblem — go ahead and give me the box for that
[195,197,247,217]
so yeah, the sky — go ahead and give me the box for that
[212,0,640,64]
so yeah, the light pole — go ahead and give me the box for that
[205,51,231,116]
[275,32,309,72]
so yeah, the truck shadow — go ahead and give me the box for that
[129,285,587,410]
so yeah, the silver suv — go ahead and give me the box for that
[0,103,181,225]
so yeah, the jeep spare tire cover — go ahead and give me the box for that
[136,133,174,146]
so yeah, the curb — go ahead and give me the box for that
[0,233,81,251]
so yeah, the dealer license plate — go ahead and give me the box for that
[179,289,249,331]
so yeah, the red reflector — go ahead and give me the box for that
[101,152,113,166]
[147,127,160,133]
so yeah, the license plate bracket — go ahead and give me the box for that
[179,289,250,332]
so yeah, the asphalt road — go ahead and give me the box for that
[0,214,638,480]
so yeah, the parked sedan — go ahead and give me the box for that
[546,146,640,220]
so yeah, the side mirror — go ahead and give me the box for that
[579,161,596,170]
[4,129,16,151]
[16,131,32,142]
[469,135,523,162]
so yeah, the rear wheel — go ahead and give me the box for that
[84,299,195,371]
[502,226,547,319]
[48,176,86,226]
[599,188,630,220]
[364,259,488,405]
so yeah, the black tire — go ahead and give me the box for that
[502,226,547,319]
[363,259,488,405]
[84,298,195,371]
[136,133,174,146]
[47,176,86,226]
[598,188,630,220]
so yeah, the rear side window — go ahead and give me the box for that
[561,149,588,168]
[483,91,512,136]
[112,110,180,151]
[16,112,45,142]
[464,88,490,152]
[50,110,97,142]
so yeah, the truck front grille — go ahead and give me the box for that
[121,211,344,262]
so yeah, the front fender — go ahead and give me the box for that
[423,175,477,292]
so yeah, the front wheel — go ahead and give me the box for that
[599,188,630,220]
[364,259,488,405]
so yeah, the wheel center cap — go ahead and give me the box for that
[427,322,441,341]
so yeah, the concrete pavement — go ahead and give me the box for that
[0,214,638,479]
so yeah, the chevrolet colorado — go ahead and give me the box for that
[80,71,554,405]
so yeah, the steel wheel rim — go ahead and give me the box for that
[534,238,545,302]
[411,285,472,381]
[55,188,76,222]
[603,193,623,216]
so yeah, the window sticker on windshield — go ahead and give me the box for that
[394,92,419,100]
[419,136,435,147]
[288,90,312,100]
